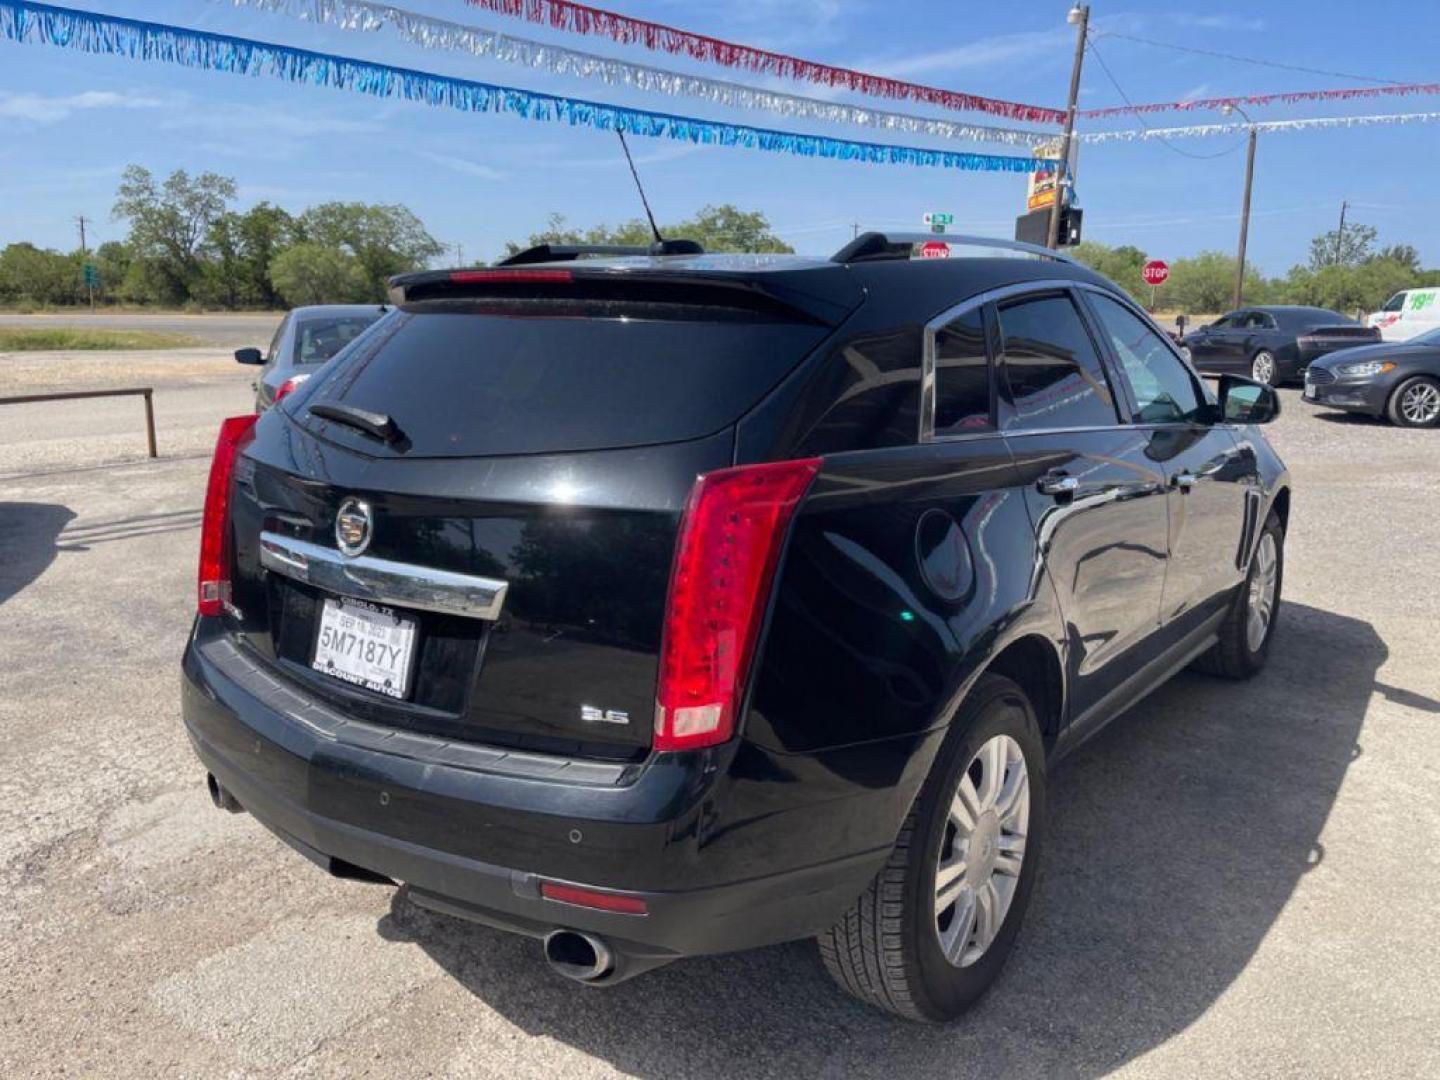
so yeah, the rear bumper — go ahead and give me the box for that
[181,623,891,961]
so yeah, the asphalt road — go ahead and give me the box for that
[0,310,282,348]
[2,383,1438,1078]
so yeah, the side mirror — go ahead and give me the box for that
[234,347,264,365]
[1218,375,1280,425]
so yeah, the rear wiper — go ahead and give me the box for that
[308,402,405,444]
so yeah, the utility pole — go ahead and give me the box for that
[1221,104,1257,309]
[1334,200,1349,266]
[1047,3,1089,250]
[76,214,95,312]
[852,222,860,239]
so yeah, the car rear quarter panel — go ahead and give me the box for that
[745,440,1065,759]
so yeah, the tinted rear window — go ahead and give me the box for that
[294,313,382,364]
[295,302,830,457]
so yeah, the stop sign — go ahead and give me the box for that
[1142,260,1170,286]
[920,241,950,259]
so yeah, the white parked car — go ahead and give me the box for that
[1367,287,1440,341]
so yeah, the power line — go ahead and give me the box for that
[1091,31,1408,87]
[1084,37,1247,161]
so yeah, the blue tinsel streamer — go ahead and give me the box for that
[0,0,1037,175]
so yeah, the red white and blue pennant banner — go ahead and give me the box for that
[1081,83,1440,119]
[225,0,1053,147]
[0,2,1040,174]
[462,0,1065,124]
[1084,110,1440,142]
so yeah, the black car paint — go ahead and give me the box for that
[1304,338,1440,417]
[183,253,1290,971]
[1183,306,1378,384]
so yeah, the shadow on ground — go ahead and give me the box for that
[0,502,74,605]
[379,601,1387,1077]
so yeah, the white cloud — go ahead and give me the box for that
[0,90,164,124]
[416,151,507,181]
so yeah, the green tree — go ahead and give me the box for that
[295,203,442,300]
[195,203,297,308]
[1308,221,1377,271]
[1166,251,1268,316]
[0,243,79,306]
[503,204,793,258]
[112,165,237,303]
[1070,242,1148,301]
[268,242,369,306]
[91,241,133,304]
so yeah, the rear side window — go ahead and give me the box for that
[998,294,1118,431]
[301,302,831,458]
[932,308,992,435]
[798,328,921,455]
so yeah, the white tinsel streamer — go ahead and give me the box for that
[1083,111,1440,142]
[224,0,1052,147]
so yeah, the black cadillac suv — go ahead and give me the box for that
[181,234,1291,1021]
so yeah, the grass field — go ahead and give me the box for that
[0,328,204,351]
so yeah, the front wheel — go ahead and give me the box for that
[817,673,1046,1021]
[1251,350,1277,386]
[1387,375,1440,428]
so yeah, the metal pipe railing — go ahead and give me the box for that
[0,386,157,458]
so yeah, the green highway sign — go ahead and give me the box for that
[923,212,954,226]
[83,263,99,287]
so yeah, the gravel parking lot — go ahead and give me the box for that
[2,360,1438,1077]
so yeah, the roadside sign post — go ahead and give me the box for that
[923,211,954,235]
[1142,260,1170,310]
[82,263,99,311]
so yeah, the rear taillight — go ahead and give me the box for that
[653,458,822,752]
[198,415,259,617]
[273,373,310,403]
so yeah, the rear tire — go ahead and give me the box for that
[817,673,1046,1021]
[1250,350,1277,386]
[1386,375,1440,428]
[1192,512,1283,679]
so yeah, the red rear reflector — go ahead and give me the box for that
[653,458,822,752]
[540,882,649,915]
[198,414,259,617]
[448,269,573,284]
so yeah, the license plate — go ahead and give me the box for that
[312,597,417,699]
[1304,384,1317,400]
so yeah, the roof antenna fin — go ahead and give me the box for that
[616,129,665,250]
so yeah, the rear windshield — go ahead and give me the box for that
[292,301,830,457]
[294,313,383,364]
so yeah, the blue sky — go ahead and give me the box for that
[1,0,1436,273]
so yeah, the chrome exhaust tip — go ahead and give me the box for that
[543,930,615,984]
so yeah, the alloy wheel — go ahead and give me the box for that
[1251,351,1276,385]
[1246,531,1279,652]
[934,734,1029,968]
[1399,381,1440,425]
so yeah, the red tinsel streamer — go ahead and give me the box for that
[1082,82,1440,118]
[463,0,1065,124]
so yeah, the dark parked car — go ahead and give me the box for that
[235,304,386,411]
[183,234,1291,1021]
[1182,305,1379,386]
[1305,326,1440,427]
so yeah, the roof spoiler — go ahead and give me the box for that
[499,239,704,266]
[833,231,1078,265]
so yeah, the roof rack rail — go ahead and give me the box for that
[832,231,1078,266]
[499,239,704,266]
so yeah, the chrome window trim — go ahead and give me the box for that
[921,278,1088,444]
[259,531,508,621]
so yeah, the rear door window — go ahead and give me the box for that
[298,301,831,458]
[998,293,1119,431]
[294,314,382,364]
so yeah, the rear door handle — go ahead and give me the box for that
[1171,471,1198,491]
[1037,473,1079,498]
